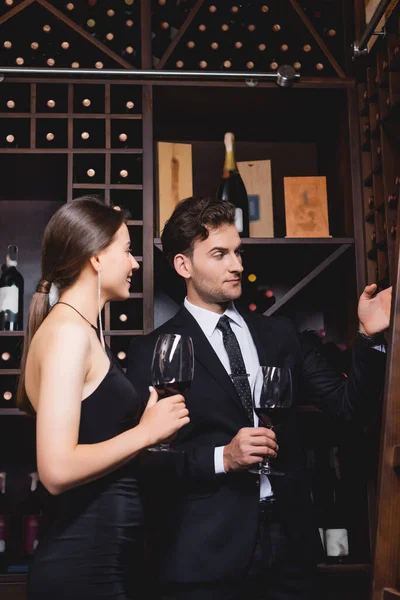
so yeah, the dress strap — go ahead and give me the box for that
[56,302,98,332]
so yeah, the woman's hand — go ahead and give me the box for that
[138,386,190,447]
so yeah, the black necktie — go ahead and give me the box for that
[217,315,253,423]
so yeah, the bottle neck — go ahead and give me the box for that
[223,133,238,174]
[6,245,18,269]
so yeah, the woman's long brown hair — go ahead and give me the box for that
[17,196,126,416]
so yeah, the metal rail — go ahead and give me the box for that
[0,65,300,87]
[353,0,393,57]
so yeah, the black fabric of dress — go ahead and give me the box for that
[28,326,143,599]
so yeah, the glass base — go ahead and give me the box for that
[249,462,285,476]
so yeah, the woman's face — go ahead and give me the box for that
[99,223,139,301]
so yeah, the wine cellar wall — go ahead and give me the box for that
[0,0,398,599]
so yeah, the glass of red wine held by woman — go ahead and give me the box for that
[249,365,293,476]
[149,333,194,452]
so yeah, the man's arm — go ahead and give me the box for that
[297,325,386,424]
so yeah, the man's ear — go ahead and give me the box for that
[89,255,101,273]
[174,253,191,280]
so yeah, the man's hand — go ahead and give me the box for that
[358,283,392,336]
[223,427,278,473]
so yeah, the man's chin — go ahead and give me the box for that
[219,287,242,303]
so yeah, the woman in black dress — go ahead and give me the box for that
[17,197,189,599]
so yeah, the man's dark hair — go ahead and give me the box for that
[161,196,236,265]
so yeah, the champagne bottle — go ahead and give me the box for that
[0,245,24,331]
[217,132,250,237]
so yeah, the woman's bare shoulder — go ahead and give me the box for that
[28,312,91,367]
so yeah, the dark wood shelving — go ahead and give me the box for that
[0,408,24,417]
[370,125,380,139]
[383,588,400,600]
[0,574,27,583]
[382,101,400,125]
[317,563,370,574]
[362,139,371,151]
[0,332,24,337]
[126,220,143,227]
[0,113,143,120]
[365,210,375,223]
[364,172,373,187]
[0,564,369,581]
[154,237,355,248]
[0,149,143,154]
[72,184,143,190]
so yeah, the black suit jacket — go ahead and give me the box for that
[127,307,386,583]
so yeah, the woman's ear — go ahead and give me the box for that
[89,255,101,273]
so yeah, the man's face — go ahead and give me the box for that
[179,224,244,310]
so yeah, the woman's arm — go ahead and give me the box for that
[36,323,188,495]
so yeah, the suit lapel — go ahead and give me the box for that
[172,307,250,420]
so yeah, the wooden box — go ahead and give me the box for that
[157,142,193,236]
[237,159,274,238]
[283,176,331,238]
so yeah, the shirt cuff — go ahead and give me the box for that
[214,446,226,475]
[372,344,386,353]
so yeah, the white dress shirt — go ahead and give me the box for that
[184,298,272,499]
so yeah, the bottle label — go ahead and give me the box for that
[325,528,349,557]
[235,208,244,233]
[248,194,260,222]
[0,285,18,314]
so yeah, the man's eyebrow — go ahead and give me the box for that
[207,246,228,254]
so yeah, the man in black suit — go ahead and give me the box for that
[127,196,390,600]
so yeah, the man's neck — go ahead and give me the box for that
[185,295,230,315]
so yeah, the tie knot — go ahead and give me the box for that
[217,315,231,333]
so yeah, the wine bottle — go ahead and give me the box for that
[307,448,326,561]
[0,472,7,573]
[0,245,24,331]
[324,447,350,563]
[22,472,40,561]
[217,132,250,237]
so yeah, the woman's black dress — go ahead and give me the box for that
[28,340,144,599]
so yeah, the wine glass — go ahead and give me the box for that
[148,333,194,452]
[250,365,292,476]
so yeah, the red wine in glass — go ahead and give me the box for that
[250,365,292,476]
[149,333,194,452]
[153,380,192,398]
[254,407,291,429]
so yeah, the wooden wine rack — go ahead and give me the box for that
[355,9,400,600]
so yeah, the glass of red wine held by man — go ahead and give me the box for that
[149,333,194,452]
[249,365,293,476]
